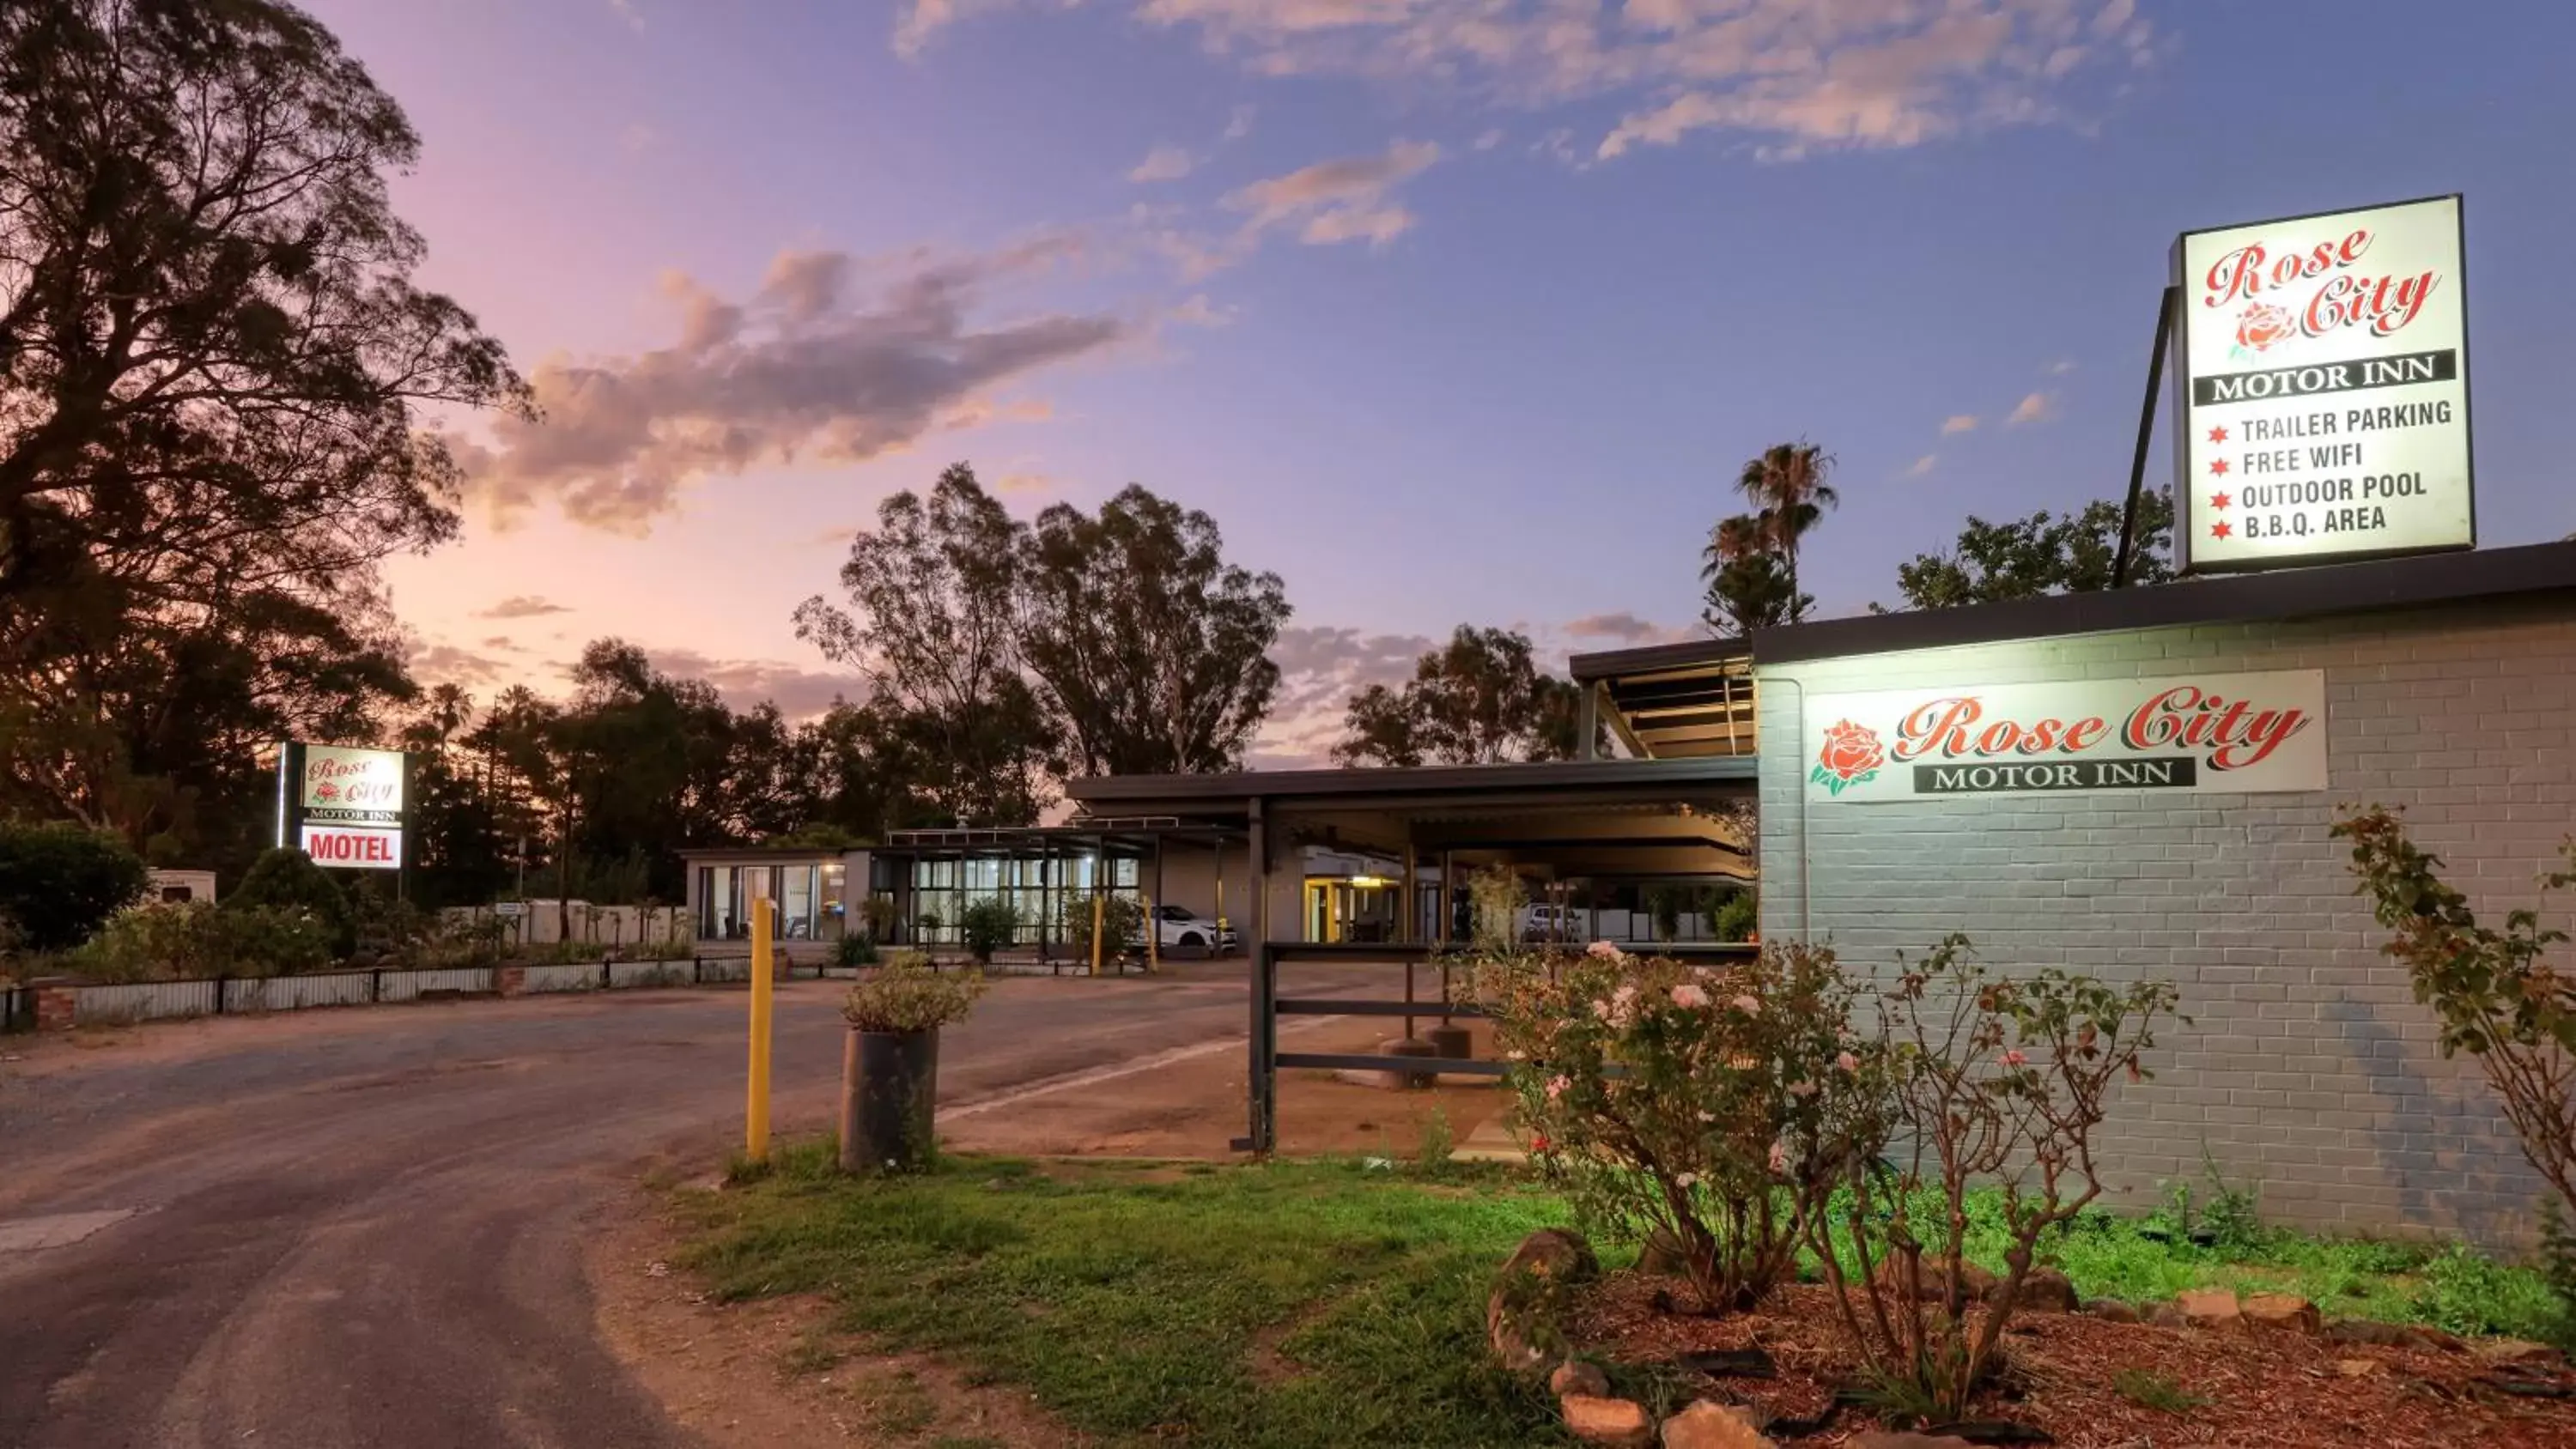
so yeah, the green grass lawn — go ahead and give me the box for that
[680,1143,1582,1447]
[672,1143,2564,1448]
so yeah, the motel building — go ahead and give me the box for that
[1048,537,2576,1241]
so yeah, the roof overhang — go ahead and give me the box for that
[1066,756,1756,817]
[1750,537,2576,665]
[1568,638,1757,761]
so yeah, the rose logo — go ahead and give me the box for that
[1810,719,1885,797]
[2234,301,2295,355]
[314,781,340,802]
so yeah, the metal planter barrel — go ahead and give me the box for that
[839,1026,941,1172]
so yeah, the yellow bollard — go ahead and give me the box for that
[746,879,774,1163]
[1090,894,1105,978]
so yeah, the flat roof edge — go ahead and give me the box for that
[1066,755,1759,805]
[1752,537,2576,666]
[1569,634,1749,682]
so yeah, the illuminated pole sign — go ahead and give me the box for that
[276,743,409,870]
[2173,195,2471,573]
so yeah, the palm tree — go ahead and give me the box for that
[1735,441,1838,621]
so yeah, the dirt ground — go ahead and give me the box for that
[941,1012,1522,1161]
[587,1197,1082,1448]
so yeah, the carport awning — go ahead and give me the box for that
[1569,639,1757,760]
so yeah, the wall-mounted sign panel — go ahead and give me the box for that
[2174,195,2471,573]
[1805,670,2327,803]
[300,823,404,870]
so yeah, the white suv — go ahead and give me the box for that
[1518,904,1586,943]
[1153,904,1239,954]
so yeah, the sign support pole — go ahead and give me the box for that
[2114,284,2179,588]
[746,874,774,1165]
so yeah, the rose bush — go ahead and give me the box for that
[1477,940,1870,1313]
[1804,935,2181,1423]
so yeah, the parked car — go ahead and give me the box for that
[1518,903,1586,943]
[1153,904,1239,954]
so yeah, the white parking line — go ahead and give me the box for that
[940,1016,1347,1121]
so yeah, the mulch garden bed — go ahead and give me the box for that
[1568,1273,2576,1447]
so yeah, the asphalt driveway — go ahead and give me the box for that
[0,967,1302,1449]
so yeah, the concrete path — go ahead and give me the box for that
[0,966,1328,1449]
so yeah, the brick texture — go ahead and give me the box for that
[1756,594,2576,1243]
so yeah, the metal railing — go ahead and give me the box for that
[1236,937,1760,1154]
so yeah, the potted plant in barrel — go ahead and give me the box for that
[838,949,987,1173]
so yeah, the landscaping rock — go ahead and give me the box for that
[2175,1288,2242,1328]
[1560,1393,1656,1446]
[1500,1228,1601,1285]
[1552,1361,1612,1400]
[2082,1298,2142,1325]
[2470,1337,2565,1368]
[2323,1318,2403,1348]
[1637,1228,1691,1277]
[2003,1266,2079,1313]
[1659,1398,1775,1449]
[1488,1229,1600,1373]
[1874,1254,1998,1303]
[2241,1293,2320,1333]
[2324,1317,2471,1353]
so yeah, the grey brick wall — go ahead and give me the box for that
[1755,594,2576,1242]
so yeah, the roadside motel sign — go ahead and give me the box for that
[276,742,409,870]
[1803,671,2328,803]
[2172,195,2472,573]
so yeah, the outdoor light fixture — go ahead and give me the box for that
[1347,875,1390,888]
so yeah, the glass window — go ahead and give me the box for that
[781,865,817,940]
[701,865,739,939]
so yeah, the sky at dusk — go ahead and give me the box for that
[312,0,2576,767]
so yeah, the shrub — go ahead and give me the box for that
[74,902,335,981]
[842,952,987,1034]
[228,848,354,957]
[1710,890,1757,943]
[1477,940,1862,1313]
[1059,894,1143,964]
[835,931,879,968]
[957,898,1021,964]
[1803,934,2180,1423]
[0,822,149,953]
[859,894,898,943]
[2337,804,2576,1336]
[346,878,431,966]
[1467,864,1525,949]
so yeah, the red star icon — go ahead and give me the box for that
[2209,520,2233,540]
[2207,426,2229,445]
[2208,492,2232,510]
[2208,458,2231,476]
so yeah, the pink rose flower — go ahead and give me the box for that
[2001,1048,2028,1068]
[1546,1074,1571,1100]
[1837,1052,1860,1073]
[1732,994,1761,1016]
[1671,983,1710,1009]
[1587,940,1623,958]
